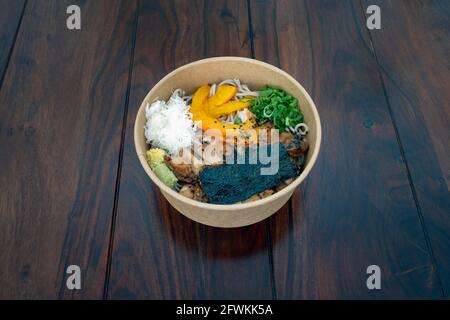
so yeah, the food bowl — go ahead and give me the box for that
[134,57,321,228]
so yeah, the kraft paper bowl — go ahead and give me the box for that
[135,57,321,228]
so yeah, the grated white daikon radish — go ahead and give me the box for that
[144,93,196,156]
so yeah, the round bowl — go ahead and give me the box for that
[134,57,321,228]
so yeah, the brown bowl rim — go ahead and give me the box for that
[134,57,322,211]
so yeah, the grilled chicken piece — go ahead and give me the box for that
[279,132,309,158]
[166,151,203,183]
[179,185,194,199]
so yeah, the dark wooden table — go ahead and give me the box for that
[0,0,448,300]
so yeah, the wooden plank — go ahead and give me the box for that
[0,0,26,86]
[250,0,444,298]
[362,0,450,297]
[0,0,137,299]
[107,0,274,299]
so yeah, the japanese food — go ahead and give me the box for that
[144,79,309,204]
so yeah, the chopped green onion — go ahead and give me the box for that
[248,86,305,133]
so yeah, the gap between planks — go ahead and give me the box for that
[102,0,141,300]
[0,0,28,92]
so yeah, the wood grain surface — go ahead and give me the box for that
[106,0,274,299]
[250,0,444,299]
[0,0,448,299]
[0,0,137,299]
[362,0,450,297]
